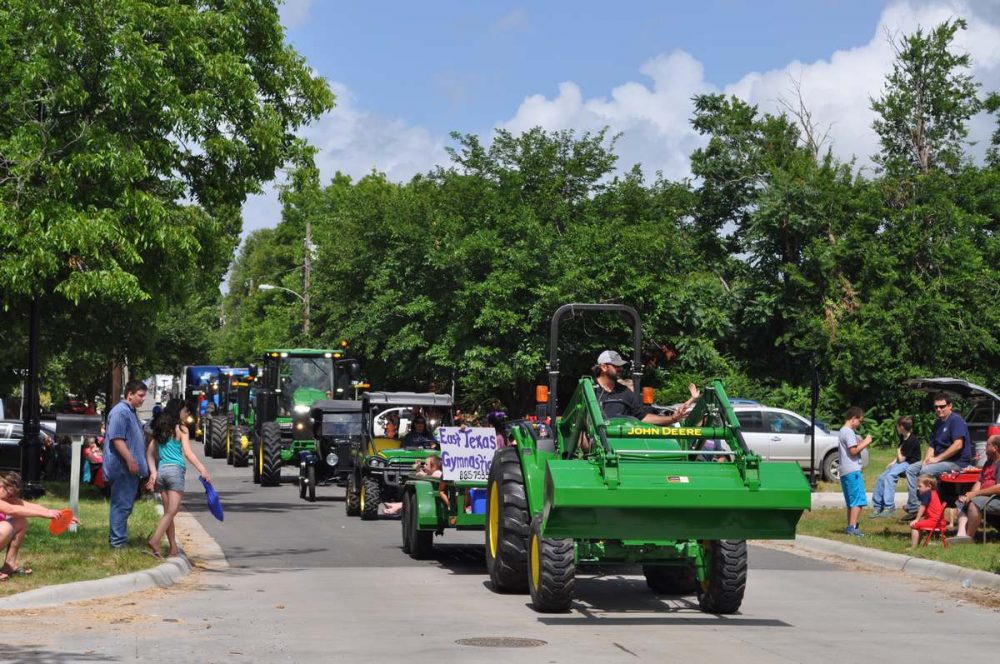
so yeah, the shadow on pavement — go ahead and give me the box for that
[0,645,117,663]
[426,543,486,575]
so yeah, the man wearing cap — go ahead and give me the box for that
[594,350,690,425]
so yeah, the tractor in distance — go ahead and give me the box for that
[181,364,221,451]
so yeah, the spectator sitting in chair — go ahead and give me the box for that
[910,474,945,548]
[953,435,1000,542]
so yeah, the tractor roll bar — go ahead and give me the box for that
[548,303,643,422]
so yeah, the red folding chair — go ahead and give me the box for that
[919,514,948,548]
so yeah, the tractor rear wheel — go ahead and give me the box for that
[527,515,575,613]
[697,540,747,615]
[210,418,227,459]
[485,447,530,593]
[401,492,413,554]
[345,473,361,516]
[259,422,283,487]
[643,564,698,595]
[231,427,250,468]
[360,475,381,521]
[251,432,261,484]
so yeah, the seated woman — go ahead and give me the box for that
[401,416,436,449]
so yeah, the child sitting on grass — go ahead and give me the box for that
[910,474,945,548]
[0,471,79,581]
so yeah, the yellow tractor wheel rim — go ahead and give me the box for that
[360,483,366,511]
[257,447,263,475]
[488,481,499,559]
[530,532,541,590]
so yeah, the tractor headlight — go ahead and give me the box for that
[326,452,339,467]
[293,404,310,415]
[295,422,305,431]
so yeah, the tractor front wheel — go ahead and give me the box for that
[643,564,698,595]
[259,422,283,487]
[345,473,361,516]
[231,427,250,468]
[485,447,530,594]
[202,417,213,458]
[210,418,227,459]
[360,476,381,521]
[527,515,575,613]
[697,540,747,615]
[251,432,261,484]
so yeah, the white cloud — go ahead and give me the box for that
[278,0,314,29]
[500,0,1000,178]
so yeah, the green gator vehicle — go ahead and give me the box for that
[484,303,812,614]
[252,348,364,487]
[347,392,453,520]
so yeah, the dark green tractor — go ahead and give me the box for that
[251,348,365,487]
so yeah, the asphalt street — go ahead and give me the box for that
[2,457,999,663]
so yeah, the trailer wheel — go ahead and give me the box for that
[485,447,530,593]
[210,418,227,459]
[410,493,434,560]
[643,564,698,595]
[360,475,381,521]
[345,473,361,516]
[697,540,747,615]
[527,515,575,613]
[231,428,250,468]
[401,491,413,554]
[259,422,283,487]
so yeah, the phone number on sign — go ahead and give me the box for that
[459,470,488,481]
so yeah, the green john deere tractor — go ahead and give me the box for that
[484,303,811,614]
[252,348,365,487]
[201,367,251,463]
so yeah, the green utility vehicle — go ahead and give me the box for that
[252,348,365,487]
[347,392,453,520]
[484,303,811,614]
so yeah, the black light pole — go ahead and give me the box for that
[20,298,44,498]
[809,353,819,489]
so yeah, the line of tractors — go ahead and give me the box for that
[187,304,811,614]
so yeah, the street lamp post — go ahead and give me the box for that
[258,284,308,337]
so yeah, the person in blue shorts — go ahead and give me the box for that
[839,407,873,536]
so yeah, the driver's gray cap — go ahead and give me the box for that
[597,350,627,366]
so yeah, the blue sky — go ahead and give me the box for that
[286,1,887,137]
[241,0,1000,235]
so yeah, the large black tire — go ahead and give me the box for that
[307,465,316,502]
[643,564,698,595]
[527,515,575,613]
[401,492,413,554]
[299,466,308,500]
[210,417,227,459]
[485,447,530,593]
[259,422,283,487]
[697,540,748,615]
[410,493,434,560]
[360,475,381,521]
[202,416,213,458]
[345,473,361,516]
[231,427,250,468]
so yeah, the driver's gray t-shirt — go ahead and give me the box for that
[596,382,651,420]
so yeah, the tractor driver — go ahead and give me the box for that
[402,416,437,449]
[594,350,691,426]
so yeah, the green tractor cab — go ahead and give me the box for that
[484,303,811,614]
[251,348,366,488]
[347,392,453,520]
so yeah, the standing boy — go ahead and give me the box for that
[839,407,873,536]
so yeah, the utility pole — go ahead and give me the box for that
[20,299,43,498]
[303,220,311,339]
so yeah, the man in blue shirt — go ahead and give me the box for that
[103,380,149,549]
[904,392,972,516]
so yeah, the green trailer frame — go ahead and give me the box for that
[401,477,487,559]
[484,303,811,613]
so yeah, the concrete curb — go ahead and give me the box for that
[0,510,227,611]
[775,535,1000,591]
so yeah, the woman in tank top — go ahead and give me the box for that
[145,398,211,558]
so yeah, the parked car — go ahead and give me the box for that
[906,377,1000,466]
[0,419,58,472]
[732,405,866,481]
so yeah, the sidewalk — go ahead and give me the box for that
[812,491,908,510]
[0,511,226,611]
